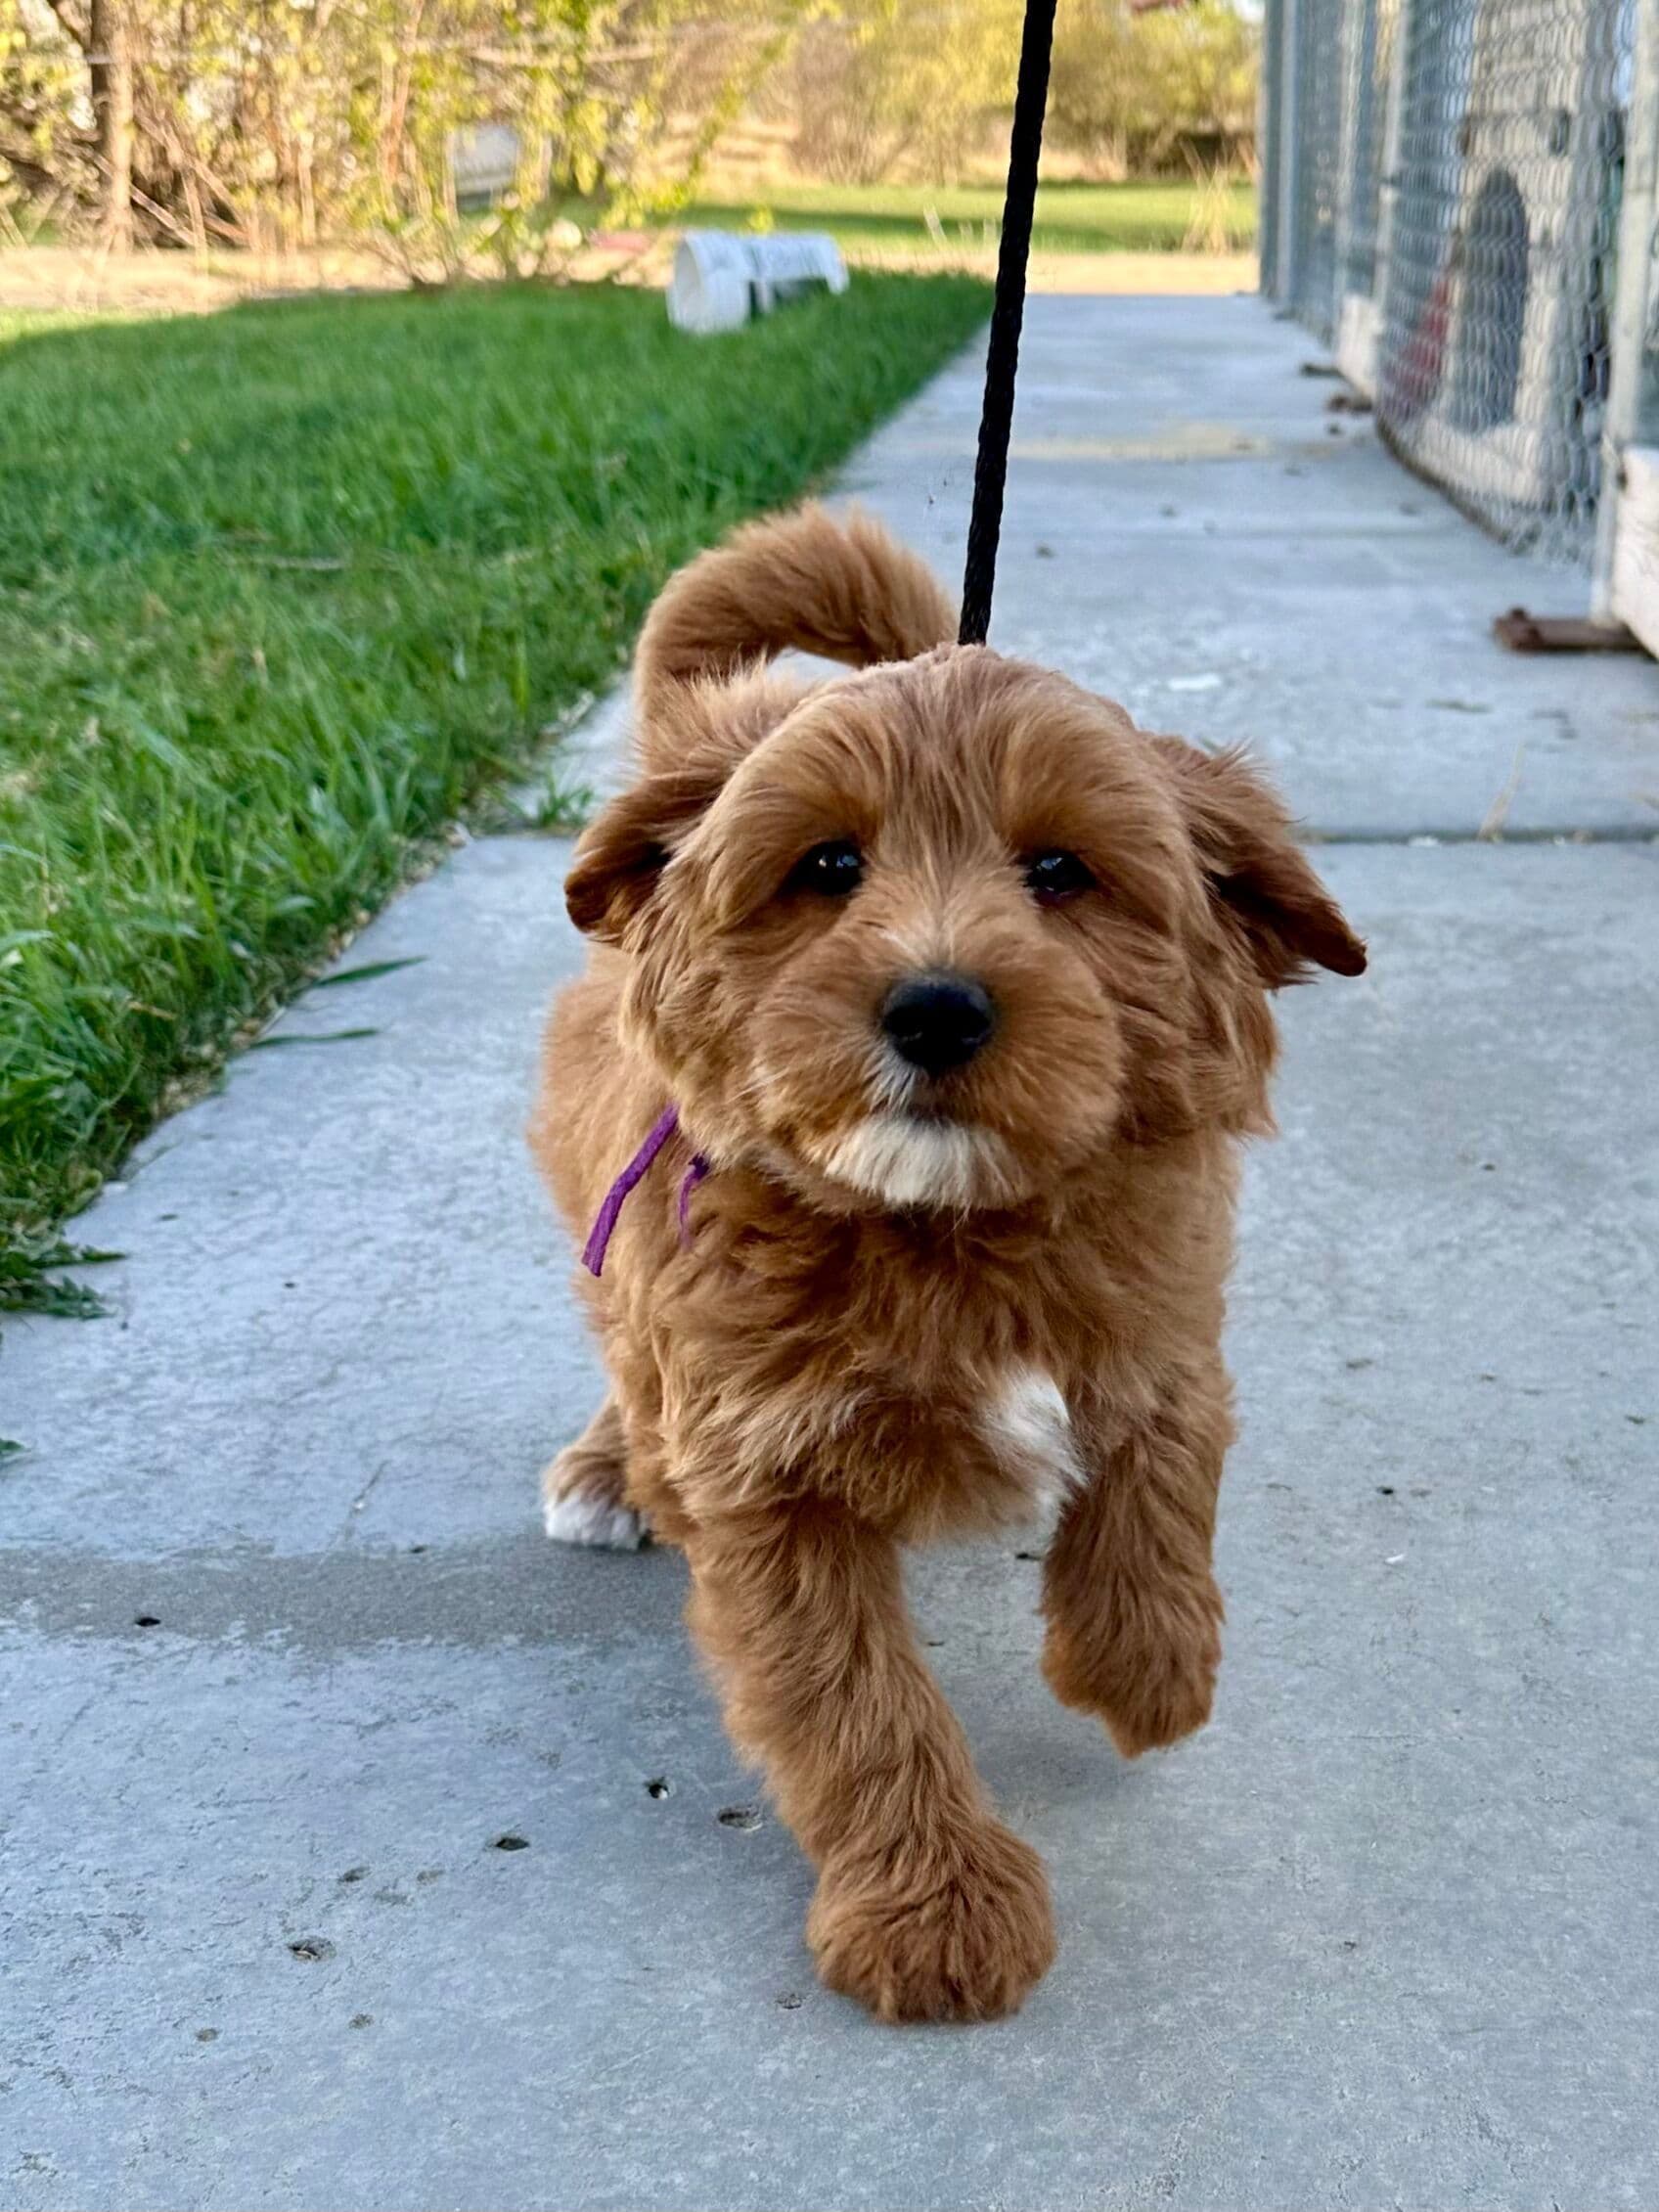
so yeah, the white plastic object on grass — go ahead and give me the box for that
[667,230,849,336]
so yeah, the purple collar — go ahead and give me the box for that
[582,1105,710,1277]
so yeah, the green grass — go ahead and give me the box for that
[674,178,1257,256]
[0,273,988,1247]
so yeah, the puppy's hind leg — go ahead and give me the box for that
[541,1395,647,1552]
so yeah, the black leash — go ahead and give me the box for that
[959,0,1059,648]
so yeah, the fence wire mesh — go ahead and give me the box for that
[1270,0,1637,561]
[1340,0,1402,300]
[1289,0,1350,339]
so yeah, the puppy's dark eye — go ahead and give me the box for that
[787,839,865,897]
[1024,850,1094,904]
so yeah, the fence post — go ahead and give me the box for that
[1592,0,1659,619]
[1260,0,1283,295]
[1329,0,1363,336]
[1277,0,1303,304]
[1367,0,1414,381]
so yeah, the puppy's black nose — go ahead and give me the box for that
[880,973,997,1076]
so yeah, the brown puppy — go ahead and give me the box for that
[529,505,1365,2024]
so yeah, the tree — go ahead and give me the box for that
[1049,0,1257,178]
[791,0,1025,185]
[86,0,132,245]
[0,0,1258,252]
[0,0,812,254]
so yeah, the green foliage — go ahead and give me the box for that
[789,0,1027,186]
[781,0,1257,188]
[0,275,988,1248]
[1049,0,1259,178]
[1,0,1259,248]
[0,0,811,252]
[0,0,90,237]
[0,1234,120,1324]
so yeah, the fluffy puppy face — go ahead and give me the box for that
[567,650,1364,1214]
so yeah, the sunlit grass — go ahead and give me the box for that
[675,177,1257,255]
[0,274,989,1245]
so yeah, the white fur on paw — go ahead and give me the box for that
[543,1489,646,1551]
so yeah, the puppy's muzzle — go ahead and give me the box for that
[880,972,997,1078]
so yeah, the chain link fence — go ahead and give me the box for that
[1339,0,1402,303]
[1264,0,1654,572]
[1288,0,1349,339]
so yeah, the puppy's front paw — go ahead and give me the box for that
[543,1488,647,1551]
[1042,1596,1220,1757]
[807,1820,1055,2024]
[540,1439,647,1551]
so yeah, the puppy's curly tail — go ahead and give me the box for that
[634,504,956,733]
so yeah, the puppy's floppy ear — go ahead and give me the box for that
[564,767,718,944]
[1154,738,1367,986]
[571,647,811,941]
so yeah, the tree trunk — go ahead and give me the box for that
[88,0,135,249]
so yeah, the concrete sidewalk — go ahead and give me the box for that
[3,297,1656,2212]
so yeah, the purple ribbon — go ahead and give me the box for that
[582,1105,709,1278]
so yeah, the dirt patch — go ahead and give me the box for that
[0,241,1256,318]
[0,240,669,317]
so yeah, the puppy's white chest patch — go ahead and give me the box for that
[981,1365,1085,1510]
